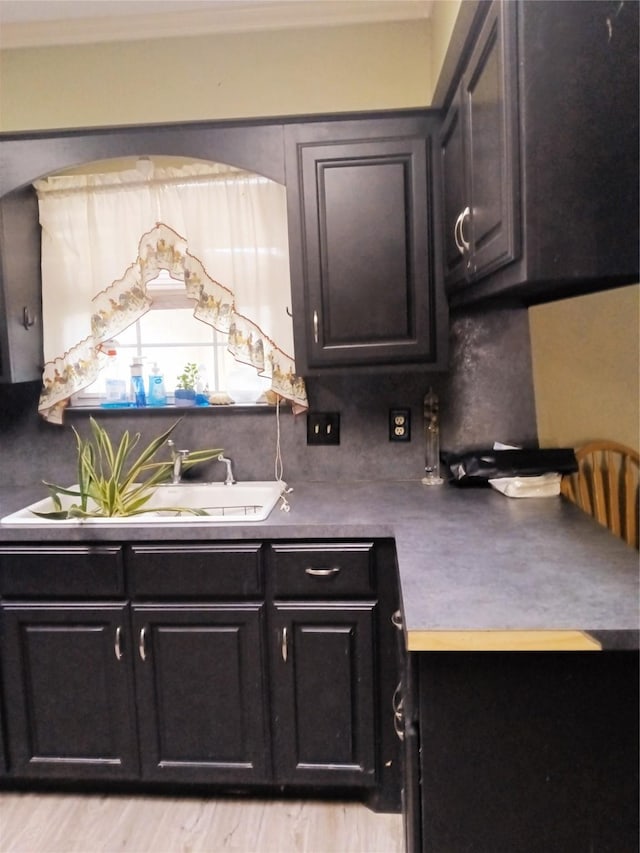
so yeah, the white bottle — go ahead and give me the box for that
[103,346,127,404]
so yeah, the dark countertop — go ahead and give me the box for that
[0,480,638,650]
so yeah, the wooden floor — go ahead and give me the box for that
[0,792,404,853]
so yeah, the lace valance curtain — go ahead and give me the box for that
[34,161,308,424]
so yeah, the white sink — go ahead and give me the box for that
[0,481,286,525]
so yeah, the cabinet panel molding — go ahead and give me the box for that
[1,603,138,779]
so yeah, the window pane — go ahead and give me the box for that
[143,307,213,344]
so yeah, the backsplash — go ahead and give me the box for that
[0,306,537,487]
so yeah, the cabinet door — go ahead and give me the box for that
[440,90,469,287]
[132,604,270,784]
[461,0,520,283]
[1,603,138,779]
[0,188,43,383]
[0,680,6,777]
[286,123,445,371]
[270,602,376,787]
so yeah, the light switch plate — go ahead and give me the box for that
[307,412,340,445]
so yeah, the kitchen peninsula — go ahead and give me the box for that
[0,479,637,852]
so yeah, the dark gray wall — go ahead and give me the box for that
[0,306,537,488]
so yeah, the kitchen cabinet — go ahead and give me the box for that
[406,651,639,852]
[441,0,519,290]
[0,188,43,383]
[0,545,137,779]
[285,115,448,373]
[0,538,401,809]
[0,689,6,777]
[441,0,639,307]
[128,542,269,785]
[132,604,269,784]
[268,543,378,789]
[270,603,376,787]
[1,602,139,780]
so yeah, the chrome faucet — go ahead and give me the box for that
[217,453,236,485]
[167,440,189,484]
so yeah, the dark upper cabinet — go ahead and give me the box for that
[441,0,639,307]
[285,116,448,373]
[442,0,519,289]
[0,188,43,383]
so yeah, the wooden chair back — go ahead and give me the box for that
[561,441,639,548]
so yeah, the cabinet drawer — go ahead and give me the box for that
[0,545,125,598]
[270,543,375,598]
[128,543,263,598]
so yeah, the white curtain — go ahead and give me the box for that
[34,161,308,423]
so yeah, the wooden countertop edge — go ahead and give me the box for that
[407,630,602,652]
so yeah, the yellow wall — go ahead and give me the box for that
[0,21,432,132]
[529,284,640,452]
[429,0,461,91]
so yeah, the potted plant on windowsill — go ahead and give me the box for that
[175,362,199,407]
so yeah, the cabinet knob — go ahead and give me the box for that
[281,626,289,663]
[312,310,319,344]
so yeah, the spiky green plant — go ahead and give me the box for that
[34,418,223,520]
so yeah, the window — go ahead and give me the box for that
[35,160,307,422]
[71,270,270,407]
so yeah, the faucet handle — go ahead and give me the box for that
[217,453,236,485]
[168,440,189,458]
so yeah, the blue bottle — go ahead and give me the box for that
[130,358,146,407]
[147,363,167,407]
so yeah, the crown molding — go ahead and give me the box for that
[0,1,432,49]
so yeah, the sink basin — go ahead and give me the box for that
[0,481,286,525]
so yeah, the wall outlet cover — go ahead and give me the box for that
[389,408,411,441]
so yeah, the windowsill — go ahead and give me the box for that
[67,402,280,416]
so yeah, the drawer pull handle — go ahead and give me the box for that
[313,310,319,344]
[139,626,147,661]
[281,627,288,663]
[114,626,123,661]
[305,566,340,577]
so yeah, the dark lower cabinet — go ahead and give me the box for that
[0,539,400,810]
[270,603,376,787]
[407,651,640,853]
[1,603,139,779]
[132,603,269,784]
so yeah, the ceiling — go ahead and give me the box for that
[0,0,433,49]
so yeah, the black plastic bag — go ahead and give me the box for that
[442,448,578,487]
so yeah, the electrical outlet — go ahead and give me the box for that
[389,408,411,442]
[307,412,340,445]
